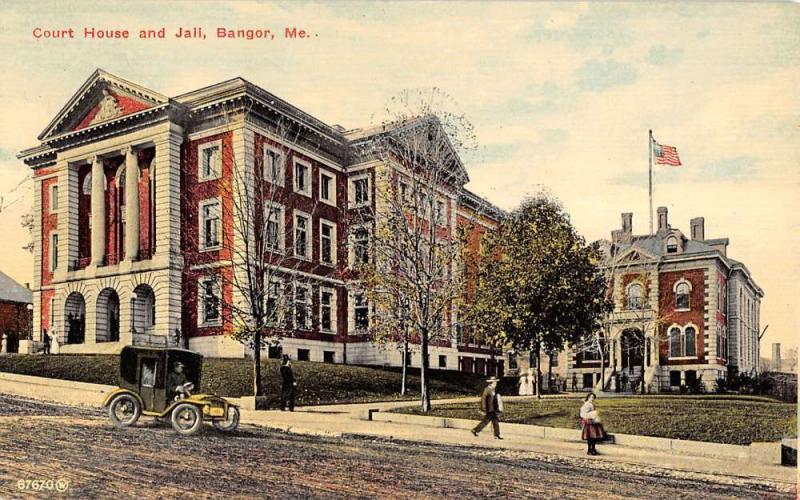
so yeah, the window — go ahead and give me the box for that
[627,283,643,309]
[435,199,446,226]
[669,327,681,358]
[320,220,336,265]
[320,288,336,333]
[199,199,222,250]
[50,184,59,212]
[324,351,335,363]
[666,236,678,254]
[297,349,310,361]
[399,182,409,203]
[265,280,283,325]
[198,141,222,181]
[439,355,447,368]
[50,233,59,271]
[294,284,312,330]
[294,159,310,196]
[675,282,690,310]
[141,359,157,388]
[265,204,284,253]
[353,293,369,330]
[319,169,336,205]
[582,373,594,389]
[669,371,681,387]
[670,324,698,358]
[508,354,518,370]
[352,227,369,265]
[350,175,370,206]
[49,297,56,330]
[294,212,310,259]
[263,147,284,186]
[199,278,221,326]
[684,326,697,357]
[549,352,559,367]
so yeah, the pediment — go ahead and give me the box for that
[613,246,657,265]
[38,69,168,141]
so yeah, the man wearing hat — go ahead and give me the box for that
[167,361,189,401]
[471,376,503,439]
[280,354,296,411]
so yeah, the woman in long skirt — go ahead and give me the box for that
[580,392,606,455]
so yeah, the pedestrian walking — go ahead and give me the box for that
[42,329,51,355]
[580,392,607,455]
[280,355,296,411]
[517,369,533,396]
[50,329,60,355]
[571,373,578,392]
[471,377,503,439]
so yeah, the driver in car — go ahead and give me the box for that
[167,361,190,401]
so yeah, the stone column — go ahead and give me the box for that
[90,156,106,266]
[124,147,140,261]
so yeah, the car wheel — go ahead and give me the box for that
[212,406,240,433]
[171,403,203,435]
[108,394,141,427]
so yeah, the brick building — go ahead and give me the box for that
[18,69,501,372]
[568,208,763,392]
[0,270,33,353]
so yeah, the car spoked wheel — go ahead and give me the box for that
[108,394,141,427]
[171,403,203,435]
[212,406,240,433]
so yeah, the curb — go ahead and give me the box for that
[368,410,778,464]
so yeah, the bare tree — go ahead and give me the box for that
[20,209,34,253]
[351,89,475,411]
[184,102,331,400]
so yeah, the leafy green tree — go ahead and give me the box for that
[470,194,608,398]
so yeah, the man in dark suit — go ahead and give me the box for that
[471,377,503,439]
[280,355,296,411]
[42,329,51,355]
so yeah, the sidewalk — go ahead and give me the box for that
[239,400,796,486]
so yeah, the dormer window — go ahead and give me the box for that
[666,236,678,254]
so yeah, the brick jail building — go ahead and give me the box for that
[18,69,502,372]
[566,208,763,392]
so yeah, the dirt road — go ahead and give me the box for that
[0,395,793,499]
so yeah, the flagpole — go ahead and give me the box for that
[648,129,653,235]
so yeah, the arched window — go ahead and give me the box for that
[666,236,678,254]
[627,283,643,309]
[675,282,690,309]
[684,326,696,357]
[669,327,681,358]
[82,173,92,195]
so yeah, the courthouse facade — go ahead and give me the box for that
[18,69,502,372]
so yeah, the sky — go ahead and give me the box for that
[0,1,797,353]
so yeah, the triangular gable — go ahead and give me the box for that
[38,69,168,141]
[613,246,658,266]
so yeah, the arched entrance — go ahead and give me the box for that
[132,284,156,334]
[97,288,120,342]
[620,328,644,373]
[64,292,86,344]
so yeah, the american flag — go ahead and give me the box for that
[653,140,681,166]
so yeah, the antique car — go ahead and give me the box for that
[103,346,240,435]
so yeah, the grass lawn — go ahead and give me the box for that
[394,396,798,445]
[0,354,485,407]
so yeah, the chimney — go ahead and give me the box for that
[772,343,782,371]
[621,212,632,233]
[690,217,705,240]
[25,282,30,289]
[657,206,668,232]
